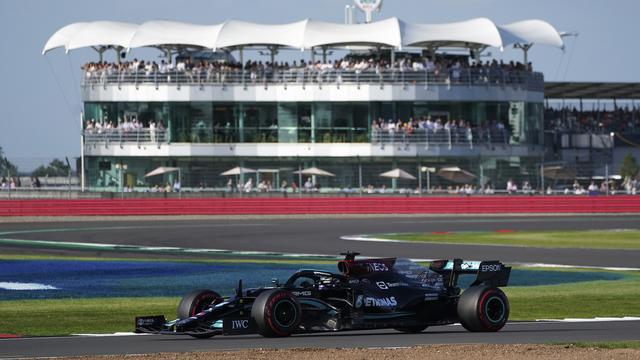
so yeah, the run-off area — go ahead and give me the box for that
[0,258,624,300]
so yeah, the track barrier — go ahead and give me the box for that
[0,196,639,216]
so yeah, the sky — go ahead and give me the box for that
[0,0,638,166]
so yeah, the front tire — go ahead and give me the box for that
[457,286,509,332]
[251,289,301,337]
[177,289,223,338]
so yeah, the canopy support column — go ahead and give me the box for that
[426,45,435,61]
[322,46,327,63]
[91,46,107,63]
[114,46,124,64]
[514,43,533,65]
[239,46,245,88]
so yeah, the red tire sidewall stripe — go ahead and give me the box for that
[264,292,291,336]
[190,293,221,317]
[477,289,503,330]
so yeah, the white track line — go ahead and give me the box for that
[341,235,640,271]
[70,332,149,337]
[63,318,640,337]
[536,317,640,322]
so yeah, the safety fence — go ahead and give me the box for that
[0,196,638,216]
[82,68,544,92]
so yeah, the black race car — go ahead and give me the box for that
[135,253,511,338]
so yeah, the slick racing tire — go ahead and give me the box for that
[177,289,223,338]
[251,289,301,337]
[393,325,428,333]
[457,286,509,332]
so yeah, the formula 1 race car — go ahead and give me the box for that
[135,253,511,338]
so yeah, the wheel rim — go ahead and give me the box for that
[273,299,297,328]
[484,296,505,323]
[190,295,219,316]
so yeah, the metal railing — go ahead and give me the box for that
[372,128,509,148]
[81,67,544,92]
[84,128,168,145]
[82,126,510,148]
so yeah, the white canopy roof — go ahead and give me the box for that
[400,18,503,49]
[498,20,564,49]
[303,17,402,48]
[43,17,564,54]
[128,20,224,50]
[65,21,138,52]
[216,20,308,49]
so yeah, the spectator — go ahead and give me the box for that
[506,178,518,194]
[243,178,253,192]
[226,178,233,192]
[304,177,313,192]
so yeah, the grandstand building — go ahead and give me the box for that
[44,18,566,192]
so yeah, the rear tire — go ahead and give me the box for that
[457,286,509,332]
[394,325,428,333]
[251,289,301,337]
[177,289,222,338]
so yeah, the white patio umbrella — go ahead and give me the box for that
[220,166,256,176]
[379,168,417,180]
[293,167,335,177]
[436,166,477,184]
[144,166,180,178]
[542,165,576,180]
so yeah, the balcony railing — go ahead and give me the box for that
[372,128,509,148]
[82,127,510,148]
[84,128,168,145]
[81,67,544,92]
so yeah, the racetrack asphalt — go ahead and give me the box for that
[1,214,639,267]
[2,320,640,358]
[1,214,639,357]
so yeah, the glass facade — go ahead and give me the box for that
[84,100,542,145]
[86,155,544,192]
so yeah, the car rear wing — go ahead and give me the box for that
[429,259,511,288]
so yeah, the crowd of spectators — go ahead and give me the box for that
[1,176,43,189]
[371,116,508,144]
[81,55,536,86]
[84,116,166,141]
[545,106,640,135]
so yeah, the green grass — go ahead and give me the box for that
[2,272,639,336]
[562,341,640,349]
[505,275,640,320]
[382,229,640,249]
[0,253,336,266]
[0,297,178,336]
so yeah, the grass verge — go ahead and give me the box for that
[562,341,640,349]
[505,274,640,319]
[381,229,640,249]
[0,297,177,336]
[1,271,639,336]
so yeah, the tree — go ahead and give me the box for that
[31,159,71,177]
[619,152,639,180]
[0,146,18,176]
